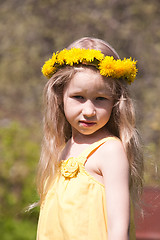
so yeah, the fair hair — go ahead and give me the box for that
[37,37,143,207]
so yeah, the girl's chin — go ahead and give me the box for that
[72,126,109,138]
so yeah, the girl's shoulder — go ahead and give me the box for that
[102,136,124,153]
[96,136,128,170]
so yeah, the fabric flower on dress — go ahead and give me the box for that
[61,157,79,178]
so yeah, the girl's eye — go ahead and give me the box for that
[73,96,84,100]
[96,97,107,101]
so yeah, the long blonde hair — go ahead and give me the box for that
[37,37,143,207]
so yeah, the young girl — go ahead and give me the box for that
[36,37,143,240]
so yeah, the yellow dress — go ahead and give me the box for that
[36,137,135,240]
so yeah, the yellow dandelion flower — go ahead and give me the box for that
[120,58,138,83]
[99,56,116,77]
[63,48,104,66]
[42,53,57,78]
[113,59,127,78]
[41,48,137,84]
[85,49,104,62]
[99,56,138,83]
[57,49,68,65]
[66,48,84,65]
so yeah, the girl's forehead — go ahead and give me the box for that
[67,68,111,94]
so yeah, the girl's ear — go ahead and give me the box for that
[59,102,64,114]
[57,94,64,114]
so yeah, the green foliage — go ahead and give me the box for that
[0,218,37,240]
[0,122,40,238]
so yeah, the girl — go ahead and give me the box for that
[36,37,143,240]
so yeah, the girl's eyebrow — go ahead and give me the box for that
[96,89,112,96]
[70,91,112,99]
[69,90,83,95]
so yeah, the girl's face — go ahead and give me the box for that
[63,68,114,138]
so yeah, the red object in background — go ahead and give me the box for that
[135,187,160,240]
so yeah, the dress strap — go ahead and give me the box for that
[78,137,118,165]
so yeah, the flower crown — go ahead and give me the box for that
[42,48,138,84]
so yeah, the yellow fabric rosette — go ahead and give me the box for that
[61,157,79,178]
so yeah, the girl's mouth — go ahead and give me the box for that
[79,121,96,127]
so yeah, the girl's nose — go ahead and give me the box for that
[82,100,96,117]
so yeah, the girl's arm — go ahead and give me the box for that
[99,139,130,240]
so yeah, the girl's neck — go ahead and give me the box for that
[71,128,113,145]
[61,128,113,161]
